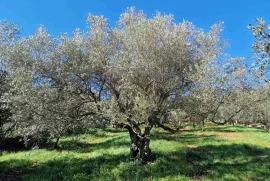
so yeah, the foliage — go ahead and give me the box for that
[0,70,12,142]
[248,18,270,81]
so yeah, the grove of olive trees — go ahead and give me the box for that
[1,7,270,164]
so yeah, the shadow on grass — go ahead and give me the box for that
[186,143,270,180]
[86,128,127,137]
[104,127,128,133]
[0,159,33,181]
[152,133,220,145]
[58,131,217,154]
[56,135,130,153]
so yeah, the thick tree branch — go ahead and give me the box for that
[155,122,177,133]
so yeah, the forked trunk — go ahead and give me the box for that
[116,116,156,164]
[126,117,154,164]
[129,130,153,164]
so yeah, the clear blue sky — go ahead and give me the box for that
[0,0,270,58]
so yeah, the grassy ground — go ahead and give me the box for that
[1,125,270,181]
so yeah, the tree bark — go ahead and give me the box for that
[124,116,154,164]
[128,127,154,164]
[54,137,60,149]
[112,118,155,164]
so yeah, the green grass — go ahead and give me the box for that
[1,125,270,181]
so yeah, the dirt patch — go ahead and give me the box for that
[0,168,32,181]
[195,133,214,137]
[216,132,242,140]
[254,155,270,158]
[188,145,198,149]
[174,135,185,138]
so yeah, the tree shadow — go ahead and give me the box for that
[0,154,131,181]
[86,128,127,137]
[185,144,270,180]
[0,159,33,181]
[104,127,128,133]
[152,133,219,145]
[58,131,218,154]
[55,135,130,153]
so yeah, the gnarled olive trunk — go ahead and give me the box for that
[129,130,153,164]
[114,115,171,164]
[125,117,154,164]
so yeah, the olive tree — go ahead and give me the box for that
[247,18,270,130]
[248,18,270,82]
[0,21,20,142]
[4,26,108,147]
[3,7,230,162]
[181,55,249,127]
[98,8,228,163]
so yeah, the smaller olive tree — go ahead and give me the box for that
[0,21,20,143]
[246,18,270,130]
[4,26,106,147]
